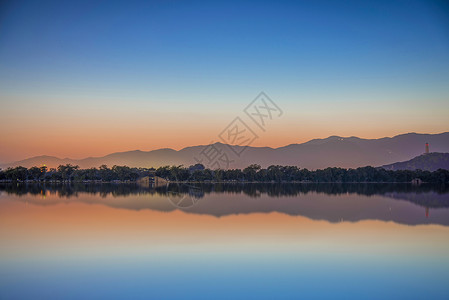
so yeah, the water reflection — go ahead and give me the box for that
[1,183,448,226]
[1,183,449,299]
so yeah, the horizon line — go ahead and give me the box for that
[2,131,448,164]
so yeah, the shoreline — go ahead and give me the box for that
[0,179,439,184]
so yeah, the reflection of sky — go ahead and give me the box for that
[2,257,449,299]
[1,192,449,299]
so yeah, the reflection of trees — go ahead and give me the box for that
[0,183,155,198]
[163,183,449,199]
[166,184,203,208]
[1,182,449,208]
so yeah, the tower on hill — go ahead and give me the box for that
[425,143,429,154]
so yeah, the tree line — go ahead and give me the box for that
[0,164,148,182]
[1,163,448,183]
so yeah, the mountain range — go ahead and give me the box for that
[382,152,449,172]
[2,132,449,170]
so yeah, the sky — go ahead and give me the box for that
[0,0,449,163]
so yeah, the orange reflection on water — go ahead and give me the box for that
[1,192,449,263]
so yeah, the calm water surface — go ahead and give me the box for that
[1,183,449,299]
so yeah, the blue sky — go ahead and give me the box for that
[0,0,448,161]
[1,0,448,91]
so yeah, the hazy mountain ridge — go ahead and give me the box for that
[382,153,449,171]
[2,132,449,170]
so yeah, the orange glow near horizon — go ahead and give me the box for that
[1,108,448,163]
[1,94,449,163]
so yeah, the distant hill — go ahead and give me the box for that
[381,153,449,171]
[1,132,449,170]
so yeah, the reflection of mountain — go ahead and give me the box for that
[1,183,449,226]
[2,132,449,169]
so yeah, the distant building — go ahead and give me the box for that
[137,175,168,188]
[425,143,429,154]
[411,178,422,185]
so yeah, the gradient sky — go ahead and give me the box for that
[1,0,449,163]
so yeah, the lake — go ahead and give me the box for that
[1,183,449,299]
